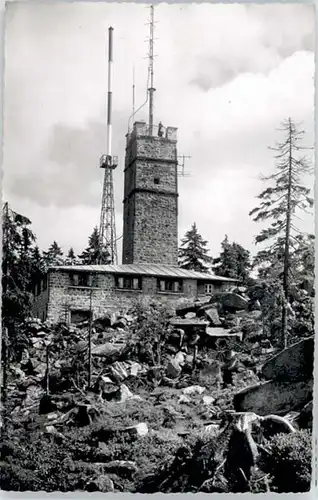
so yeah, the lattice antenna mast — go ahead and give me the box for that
[99,26,118,265]
[148,5,156,135]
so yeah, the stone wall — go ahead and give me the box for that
[34,270,199,324]
[197,281,232,295]
[128,191,178,265]
[122,122,178,266]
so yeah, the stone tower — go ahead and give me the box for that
[122,121,178,265]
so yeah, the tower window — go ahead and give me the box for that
[154,177,160,185]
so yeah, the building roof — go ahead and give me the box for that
[49,263,238,282]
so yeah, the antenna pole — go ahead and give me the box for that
[132,65,135,118]
[148,5,155,136]
[107,27,114,156]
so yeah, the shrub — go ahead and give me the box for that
[262,430,312,492]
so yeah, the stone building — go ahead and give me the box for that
[33,264,237,324]
[32,121,238,323]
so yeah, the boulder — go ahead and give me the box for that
[113,317,128,329]
[174,351,186,367]
[110,361,129,382]
[176,304,198,317]
[261,336,314,382]
[24,384,43,407]
[247,310,262,320]
[85,475,114,493]
[124,422,148,438]
[160,376,176,387]
[234,379,313,416]
[204,423,220,436]
[73,340,88,353]
[206,327,241,341]
[39,394,57,415]
[30,337,44,348]
[257,414,296,439]
[297,401,313,429]
[93,314,114,331]
[113,384,141,403]
[182,385,206,396]
[167,329,185,347]
[178,395,191,404]
[44,425,66,441]
[103,460,138,477]
[76,404,98,426]
[202,395,215,405]
[223,315,240,329]
[185,312,197,319]
[248,299,261,311]
[10,366,26,380]
[129,362,142,377]
[211,292,248,312]
[197,305,222,326]
[92,342,128,360]
[166,359,182,379]
[169,317,209,329]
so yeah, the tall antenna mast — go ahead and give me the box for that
[99,26,118,265]
[148,4,156,136]
[132,65,136,118]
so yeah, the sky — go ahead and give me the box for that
[2,1,315,262]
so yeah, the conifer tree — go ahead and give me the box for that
[178,223,211,272]
[43,241,64,269]
[78,226,110,265]
[30,245,45,287]
[2,203,36,323]
[250,118,314,347]
[212,235,251,283]
[65,247,77,265]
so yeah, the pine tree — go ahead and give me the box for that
[2,203,36,324]
[212,235,251,283]
[64,247,77,265]
[43,241,64,269]
[78,227,110,265]
[30,246,45,288]
[178,223,212,272]
[249,118,314,347]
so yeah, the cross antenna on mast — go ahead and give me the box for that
[177,155,192,177]
[148,4,156,136]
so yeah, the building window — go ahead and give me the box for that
[71,273,95,287]
[154,177,160,184]
[158,279,183,293]
[214,282,223,291]
[115,275,142,290]
[42,277,47,291]
[70,310,92,324]
[204,283,214,294]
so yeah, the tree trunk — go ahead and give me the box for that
[45,344,50,396]
[2,327,8,437]
[281,118,293,349]
[88,283,93,388]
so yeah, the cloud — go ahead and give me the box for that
[2,2,315,259]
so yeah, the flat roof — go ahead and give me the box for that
[49,263,238,282]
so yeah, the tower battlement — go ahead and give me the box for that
[126,121,178,146]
